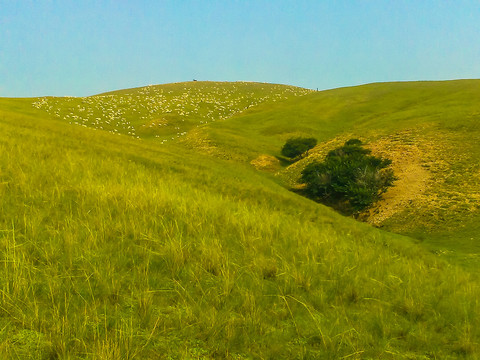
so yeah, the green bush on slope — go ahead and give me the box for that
[281,137,317,159]
[300,139,396,213]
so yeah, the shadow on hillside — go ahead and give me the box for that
[290,187,357,217]
[276,155,299,167]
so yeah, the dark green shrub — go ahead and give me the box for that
[300,139,396,213]
[281,137,317,159]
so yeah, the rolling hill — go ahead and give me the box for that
[1,80,479,359]
[30,81,312,142]
[201,80,480,268]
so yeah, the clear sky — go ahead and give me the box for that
[1,0,480,97]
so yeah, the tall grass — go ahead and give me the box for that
[1,93,480,358]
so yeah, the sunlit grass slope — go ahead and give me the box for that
[30,81,311,143]
[203,80,480,267]
[1,88,480,358]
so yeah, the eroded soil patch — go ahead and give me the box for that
[362,131,435,226]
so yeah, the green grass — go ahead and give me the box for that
[205,80,480,157]
[30,81,312,143]
[1,81,480,358]
[203,80,480,267]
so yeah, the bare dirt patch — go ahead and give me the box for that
[362,133,434,226]
[360,129,480,230]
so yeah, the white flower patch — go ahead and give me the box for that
[30,82,314,140]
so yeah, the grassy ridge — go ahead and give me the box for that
[203,80,480,267]
[30,81,312,143]
[1,84,480,358]
[205,80,480,159]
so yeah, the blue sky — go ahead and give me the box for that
[1,0,480,97]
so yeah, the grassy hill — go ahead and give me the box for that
[30,81,312,142]
[1,81,480,359]
[201,80,480,268]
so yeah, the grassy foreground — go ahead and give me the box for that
[1,83,480,358]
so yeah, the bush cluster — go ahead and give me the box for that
[299,139,396,213]
[281,137,317,159]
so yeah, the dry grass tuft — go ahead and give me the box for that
[250,154,281,172]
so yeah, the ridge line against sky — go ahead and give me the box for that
[1,0,480,97]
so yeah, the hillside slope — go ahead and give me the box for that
[202,80,480,268]
[1,82,480,358]
[30,81,312,143]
